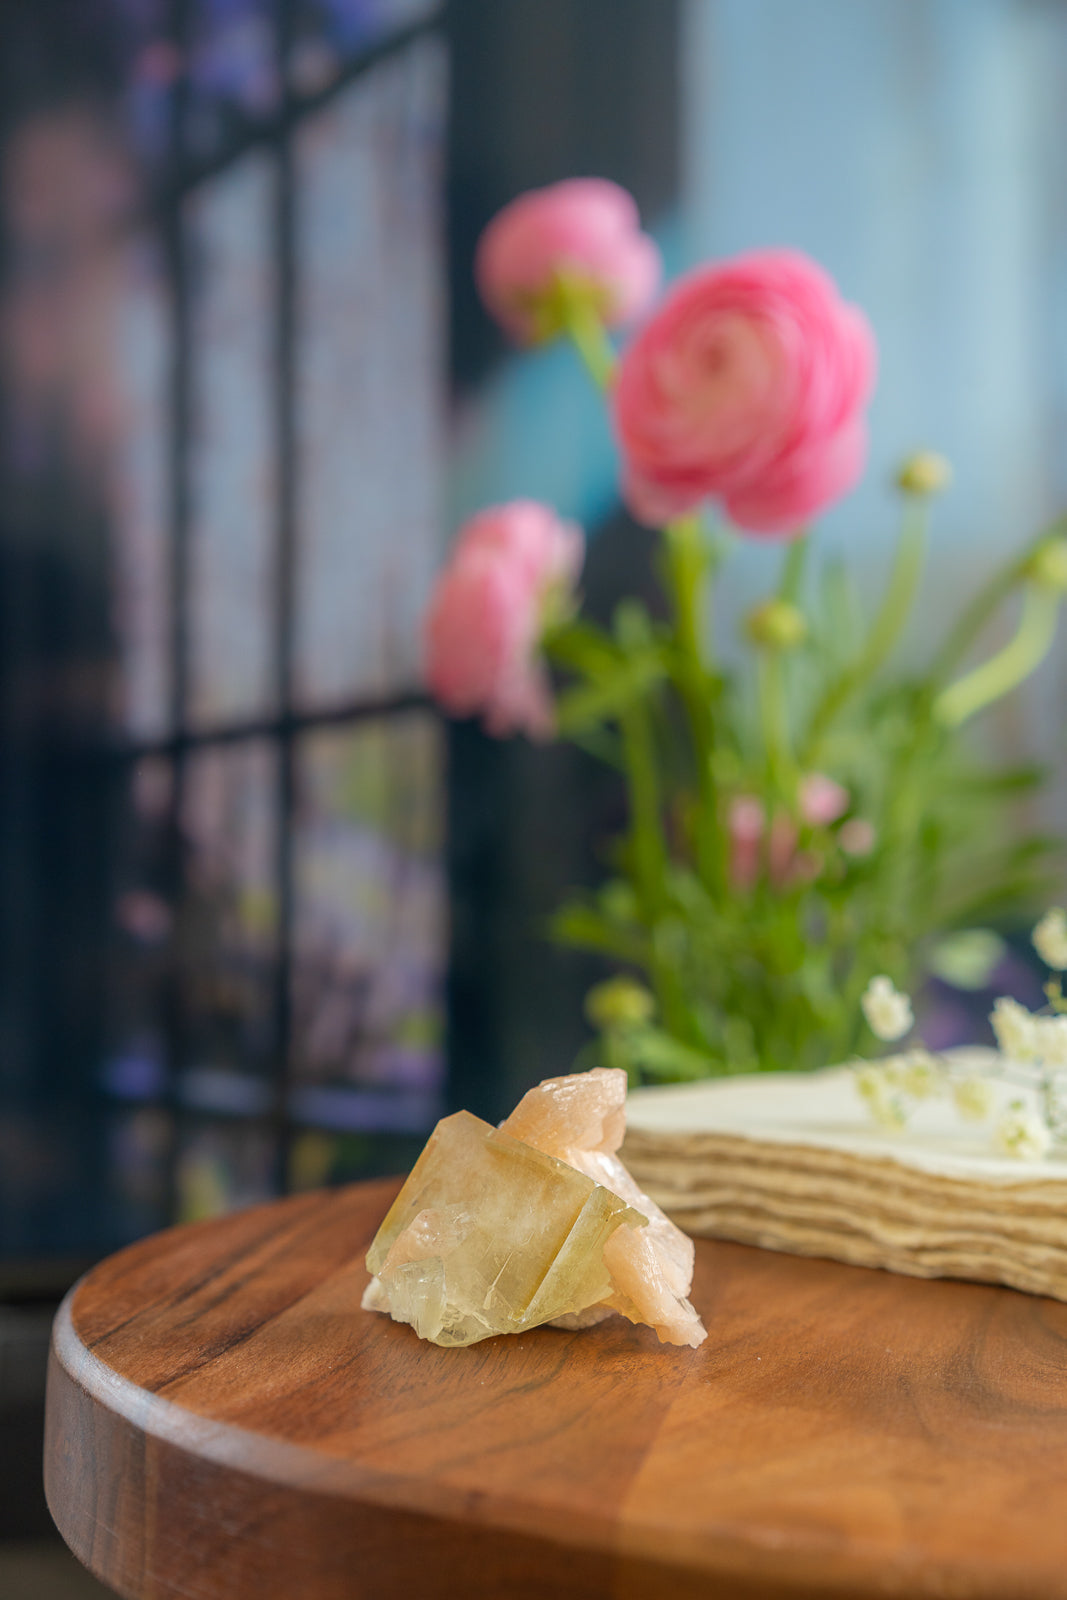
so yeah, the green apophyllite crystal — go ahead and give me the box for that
[363,1109,646,1347]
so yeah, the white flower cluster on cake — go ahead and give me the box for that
[853,909,1067,1160]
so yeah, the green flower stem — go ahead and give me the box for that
[618,700,689,1034]
[933,583,1061,728]
[779,530,810,602]
[758,648,791,797]
[928,513,1067,683]
[664,515,708,665]
[619,700,666,912]
[802,498,928,764]
[558,287,616,391]
[753,532,809,799]
[863,500,929,665]
[663,515,720,886]
[879,707,937,940]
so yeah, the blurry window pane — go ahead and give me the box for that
[109,236,172,739]
[179,741,279,1086]
[291,713,444,1116]
[103,1106,172,1241]
[294,40,445,708]
[0,1107,88,1256]
[287,1126,428,1189]
[187,155,278,728]
[176,1118,275,1221]
[103,757,175,1105]
[0,5,448,1267]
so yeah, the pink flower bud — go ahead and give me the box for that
[728,796,765,890]
[768,812,799,889]
[475,179,661,344]
[423,501,584,740]
[729,791,833,892]
[613,248,876,535]
[799,772,849,827]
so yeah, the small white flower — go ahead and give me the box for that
[990,996,1040,1062]
[1034,1014,1067,1068]
[952,1075,994,1122]
[1033,908,1067,972]
[993,1103,1052,1162]
[900,1048,939,1099]
[855,1064,908,1130]
[861,976,914,1042]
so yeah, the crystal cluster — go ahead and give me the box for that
[362,1068,706,1348]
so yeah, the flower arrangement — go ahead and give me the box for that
[854,908,1067,1160]
[426,178,1067,1084]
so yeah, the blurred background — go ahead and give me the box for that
[1,0,1065,1589]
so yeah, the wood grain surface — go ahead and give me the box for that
[43,1177,1067,1600]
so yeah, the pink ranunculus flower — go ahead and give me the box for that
[613,249,876,536]
[423,501,583,740]
[475,178,662,344]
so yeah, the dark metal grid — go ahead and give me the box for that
[142,0,444,1217]
[105,689,431,762]
[153,7,442,217]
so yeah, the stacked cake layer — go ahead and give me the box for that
[622,1055,1067,1301]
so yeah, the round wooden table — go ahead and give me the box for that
[45,1177,1067,1599]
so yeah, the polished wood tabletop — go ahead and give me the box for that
[44,1176,1067,1600]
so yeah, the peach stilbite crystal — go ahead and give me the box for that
[363,1070,706,1349]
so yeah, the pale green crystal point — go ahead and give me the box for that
[364,1109,646,1347]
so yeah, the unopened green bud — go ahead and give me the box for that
[1026,537,1067,595]
[896,451,952,497]
[585,976,655,1033]
[745,598,808,651]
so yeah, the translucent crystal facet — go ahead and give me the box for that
[363,1070,707,1349]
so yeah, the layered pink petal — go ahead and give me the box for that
[613,248,876,535]
[454,500,583,594]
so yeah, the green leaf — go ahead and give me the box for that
[543,618,619,677]
[613,598,658,651]
[555,654,667,735]
[941,763,1050,798]
[628,1026,718,1082]
[550,902,650,965]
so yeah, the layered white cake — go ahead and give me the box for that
[622,1051,1067,1300]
